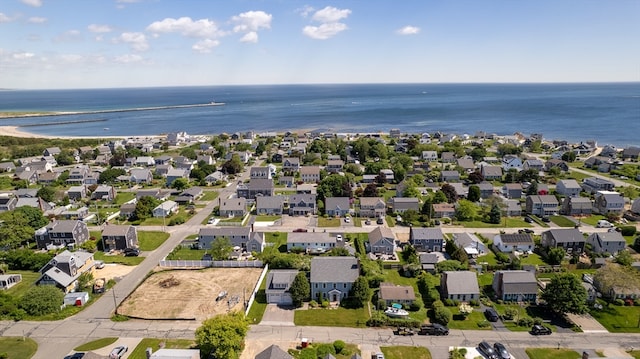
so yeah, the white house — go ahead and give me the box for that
[153,200,178,217]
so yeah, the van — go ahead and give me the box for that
[596,220,613,228]
[485,308,499,322]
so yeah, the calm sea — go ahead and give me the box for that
[0,83,638,147]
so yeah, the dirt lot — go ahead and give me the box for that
[94,264,135,282]
[118,268,263,320]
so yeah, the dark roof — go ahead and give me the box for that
[545,228,584,243]
[499,233,533,244]
[255,344,293,359]
[310,257,359,284]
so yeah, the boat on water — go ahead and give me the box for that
[210,100,225,106]
[385,304,409,318]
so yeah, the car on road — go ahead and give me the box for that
[123,247,140,257]
[394,326,414,336]
[530,324,552,335]
[484,307,499,322]
[518,229,534,234]
[541,217,551,223]
[493,342,511,359]
[207,217,215,224]
[109,345,128,359]
[293,228,308,232]
[336,235,343,241]
[417,323,449,336]
[344,217,351,223]
[477,341,498,359]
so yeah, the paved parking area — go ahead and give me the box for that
[260,304,295,326]
[565,312,608,333]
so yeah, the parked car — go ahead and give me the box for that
[484,308,499,322]
[518,229,534,234]
[477,341,498,359]
[293,228,308,232]
[371,353,385,359]
[65,353,85,359]
[524,216,533,223]
[597,220,614,228]
[394,326,414,336]
[541,217,551,223]
[94,260,105,269]
[365,219,371,225]
[376,217,384,225]
[109,345,128,359]
[344,217,351,223]
[417,323,449,336]
[530,324,552,335]
[123,248,140,257]
[493,342,511,359]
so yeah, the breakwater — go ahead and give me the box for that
[20,119,108,127]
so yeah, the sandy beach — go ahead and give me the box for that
[0,125,163,140]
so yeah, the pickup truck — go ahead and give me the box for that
[394,326,414,336]
[93,278,106,294]
[417,323,449,336]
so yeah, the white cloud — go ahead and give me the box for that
[114,54,144,64]
[20,0,42,7]
[146,17,222,38]
[12,52,35,60]
[311,6,351,23]
[117,32,149,51]
[396,26,420,35]
[88,24,113,33]
[232,11,272,33]
[59,54,84,64]
[239,32,258,43]
[28,17,47,24]
[54,30,83,43]
[192,39,220,53]
[303,23,348,40]
[296,5,315,18]
[0,13,13,23]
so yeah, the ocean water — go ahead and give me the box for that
[0,83,638,147]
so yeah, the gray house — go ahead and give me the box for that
[541,228,585,253]
[367,226,396,255]
[525,195,559,217]
[101,225,138,251]
[493,233,534,253]
[492,270,538,303]
[389,197,420,213]
[440,271,480,302]
[325,197,351,217]
[378,282,416,307]
[219,198,247,217]
[409,227,444,252]
[359,197,387,218]
[237,178,275,200]
[503,183,523,199]
[256,195,284,215]
[265,269,299,305]
[288,194,316,216]
[587,232,627,255]
[198,227,251,250]
[556,179,582,198]
[255,345,294,359]
[310,257,359,303]
[287,232,337,254]
[34,220,90,250]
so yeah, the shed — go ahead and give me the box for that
[64,291,89,306]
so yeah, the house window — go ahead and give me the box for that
[343,283,347,289]
[323,283,326,289]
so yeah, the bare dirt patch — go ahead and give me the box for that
[118,268,263,320]
[95,264,135,282]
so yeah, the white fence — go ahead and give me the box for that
[158,260,264,268]
[245,264,269,316]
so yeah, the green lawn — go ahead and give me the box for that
[166,247,208,260]
[74,337,118,351]
[526,348,580,359]
[129,339,196,359]
[589,302,640,333]
[579,215,606,226]
[264,231,287,244]
[255,215,281,222]
[200,191,219,201]
[381,346,432,359]
[477,252,498,265]
[137,231,170,251]
[0,337,38,359]
[114,192,136,205]
[294,307,369,327]
[550,215,577,227]
[5,270,41,298]
[519,252,546,266]
[383,268,420,288]
[461,218,532,228]
[629,350,640,359]
[446,309,492,330]
[288,343,360,359]
[94,251,145,265]
[246,274,268,324]
[385,215,396,227]
[318,217,341,227]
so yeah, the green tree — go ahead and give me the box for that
[171,177,190,191]
[615,250,633,266]
[317,174,351,202]
[133,196,160,221]
[562,151,577,162]
[547,247,566,265]
[37,186,56,203]
[221,154,244,175]
[289,272,310,307]
[348,276,370,308]
[467,185,480,202]
[432,303,453,325]
[20,285,65,316]
[211,237,233,260]
[55,150,76,166]
[77,271,94,291]
[526,180,539,196]
[14,206,49,229]
[195,312,249,359]
[441,183,457,203]
[0,212,35,249]
[455,200,478,221]
[488,204,502,224]
[99,168,126,184]
[180,147,197,160]
[401,244,419,265]
[541,273,588,314]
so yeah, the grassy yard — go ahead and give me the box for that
[74,338,118,351]
[255,215,281,222]
[589,303,640,333]
[0,337,38,359]
[629,350,640,359]
[385,215,396,227]
[294,307,370,327]
[200,191,219,201]
[318,217,341,227]
[129,339,196,359]
[246,275,268,324]
[288,343,360,359]
[477,252,499,266]
[446,309,492,330]
[5,270,41,298]
[381,346,432,359]
[166,247,208,260]
[137,231,170,251]
[579,215,606,226]
[526,348,580,359]
[519,252,546,266]
[94,251,145,265]
[550,215,577,227]
[114,192,136,205]
[461,218,532,228]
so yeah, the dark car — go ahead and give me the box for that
[418,323,449,336]
[477,341,498,359]
[484,308,499,322]
[541,217,551,223]
[493,342,511,359]
[524,216,533,223]
[523,228,534,233]
[65,353,85,359]
[530,324,552,335]
[293,228,308,232]
[376,217,384,225]
[123,248,140,257]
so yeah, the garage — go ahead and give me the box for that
[265,269,298,306]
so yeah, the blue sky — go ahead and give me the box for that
[1,0,639,89]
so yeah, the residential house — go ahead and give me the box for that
[246,232,266,253]
[310,257,359,303]
[326,159,344,173]
[101,225,138,251]
[594,191,625,215]
[255,345,293,359]
[256,195,285,215]
[440,271,480,302]
[135,156,155,167]
[378,283,415,307]
[16,197,51,212]
[481,165,503,180]
[587,232,626,255]
[37,171,60,185]
[155,164,174,177]
[166,168,189,187]
[296,184,316,195]
[250,166,272,179]
[523,159,545,172]
[525,195,559,217]
[556,179,582,198]
[282,157,301,173]
[449,183,468,198]
[452,233,486,257]
[300,166,321,183]
[432,203,456,219]
[59,206,90,221]
[197,154,214,165]
[154,155,173,165]
[422,151,438,162]
[278,176,294,187]
[582,177,615,194]
[457,158,476,173]
[36,250,95,293]
[271,151,284,163]
[288,194,316,216]
[622,146,640,161]
[91,185,116,201]
[541,228,586,253]
[502,155,523,171]
[66,166,90,185]
[152,200,179,218]
[389,197,419,213]
[43,147,61,157]
[129,168,153,184]
[503,183,523,199]
[175,187,204,204]
[0,274,22,290]
[34,220,90,249]
[441,152,456,163]
[477,182,494,199]
[219,198,247,217]
[419,252,444,273]
[440,170,460,182]
[15,169,39,184]
[409,228,444,252]
[561,197,592,216]
[16,188,38,198]
[359,197,386,218]
[504,199,522,217]
[198,227,250,250]
[325,197,351,217]
[492,270,538,303]
[265,269,299,305]
[493,233,534,253]
[287,232,337,254]
[237,178,275,200]
[368,226,396,255]
[0,162,16,173]
[0,194,17,212]
[545,159,569,172]
[136,188,171,201]
[204,171,227,185]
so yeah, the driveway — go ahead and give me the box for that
[565,312,608,333]
[260,304,295,326]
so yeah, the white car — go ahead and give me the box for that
[109,345,128,359]
[344,217,351,223]
[94,260,105,269]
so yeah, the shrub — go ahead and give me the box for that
[321,300,330,308]
[444,298,456,307]
[517,317,534,327]
[477,320,491,328]
[433,305,453,325]
[469,299,480,307]
[299,348,316,359]
[614,299,625,306]
[634,298,640,306]
[533,317,543,325]
[620,226,637,236]
[315,343,336,358]
[168,217,185,226]
[503,308,518,321]
[333,340,346,354]
[308,300,318,308]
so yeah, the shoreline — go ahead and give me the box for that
[0,126,144,139]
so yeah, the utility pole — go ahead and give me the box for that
[112,288,117,314]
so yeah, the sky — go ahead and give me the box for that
[1,0,639,89]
